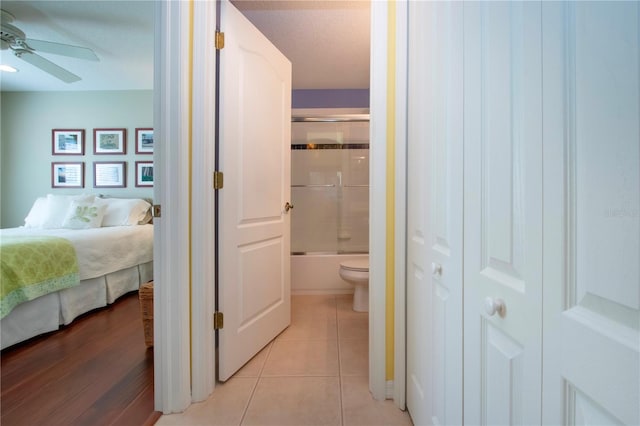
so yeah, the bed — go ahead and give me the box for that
[0,194,154,350]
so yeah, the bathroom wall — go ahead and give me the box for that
[292,89,369,109]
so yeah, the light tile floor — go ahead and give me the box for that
[156,294,413,426]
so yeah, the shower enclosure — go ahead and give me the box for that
[290,110,370,294]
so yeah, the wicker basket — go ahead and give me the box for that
[139,281,154,347]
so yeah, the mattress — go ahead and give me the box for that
[0,224,154,281]
[0,225,154,349]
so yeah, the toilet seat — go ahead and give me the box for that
[340,259,369,272]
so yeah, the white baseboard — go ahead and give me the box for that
[386,380,394,399]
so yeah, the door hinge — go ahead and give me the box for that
[152,204,162,218]
[215,31,225,50]
[213,171,224,190]
[213,311,224,330]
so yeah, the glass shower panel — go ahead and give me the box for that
[291,185,338,253]
[291,118,369,254]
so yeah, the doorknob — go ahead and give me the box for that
[284,202,294,212]
[484,297,506,317]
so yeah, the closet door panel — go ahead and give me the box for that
[406,2,434,422]
[406,2,463,425]
[428,3,464,426]
[542,2,640,424]
[463,2,543,424]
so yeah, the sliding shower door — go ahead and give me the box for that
[291,115,370,255]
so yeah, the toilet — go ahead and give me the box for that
[339,257,369,312]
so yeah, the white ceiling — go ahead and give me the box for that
[0,0,370,92]
[0,1,155,92]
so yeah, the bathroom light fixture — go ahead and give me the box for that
[0,64,18,72]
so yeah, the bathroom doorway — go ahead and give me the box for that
[172,2,385,406]
[230,0,377,398]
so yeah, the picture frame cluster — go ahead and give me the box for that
[50,127,154,189]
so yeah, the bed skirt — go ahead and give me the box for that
[0,261,153,350]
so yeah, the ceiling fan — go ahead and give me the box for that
[0,9,99,83]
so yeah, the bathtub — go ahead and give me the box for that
[291,253,369,295]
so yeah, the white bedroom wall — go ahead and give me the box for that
[0,90,153,228]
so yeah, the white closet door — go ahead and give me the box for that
[542,2,640,424]
[463,2,544,424]
[405,2,432,418]
[406,2,463,425]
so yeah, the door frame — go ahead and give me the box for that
[370,0,409,406]
[190,0,217,402]
[369,0,390,401]
[153,0,194,413]
[393,0,408,408]
[154,0,393,412]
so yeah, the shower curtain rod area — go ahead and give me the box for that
[291,114,370,123]
[291,184,369,188]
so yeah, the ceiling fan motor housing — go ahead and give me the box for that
[1,22,26,48]
[0,8,98,83]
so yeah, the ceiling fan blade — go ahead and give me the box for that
[25,38,99,61]
[17,51,81,83]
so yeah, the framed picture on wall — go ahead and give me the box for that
[94,128,127,154]
[94,161,126,188]
[51,162,84,188]
[52,129,85,155]
[135,161,154,187]
[135,128,154,154]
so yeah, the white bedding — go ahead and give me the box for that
[1,224,153,281]
[0,224,154,349]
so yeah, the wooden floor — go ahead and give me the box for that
[1,292,161,426]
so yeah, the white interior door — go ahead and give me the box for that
[406,1,464,425]
[463,2,544,424]
[218,0,292,382]
[542,2,640,424]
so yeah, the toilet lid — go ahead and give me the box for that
[340,259,369,272]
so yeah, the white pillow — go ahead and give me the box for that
[24,197,48,228]
[42,194,96,229]
[100,198,151,226]
[138,208,153,225]
[62,199,107,229]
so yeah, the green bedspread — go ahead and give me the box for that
[0,235,80,319]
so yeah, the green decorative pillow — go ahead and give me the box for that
[41,194,95,229]
[62,200,107,229]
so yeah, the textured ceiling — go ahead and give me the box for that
[0,0,370,92]
[233,0,370,89]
